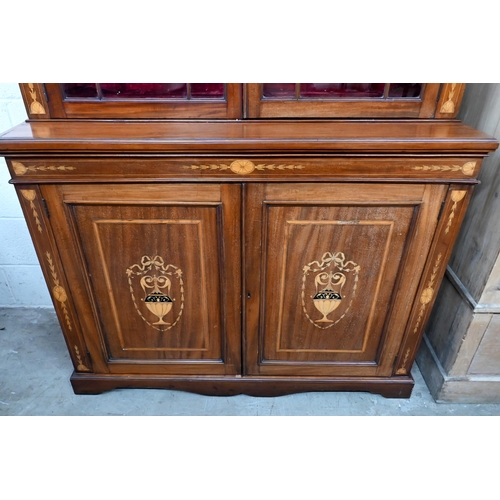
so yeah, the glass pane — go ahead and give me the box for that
[300,83,386,99]
[262,83,296,99]
[191,83,225,99]
[63,83,98,98]
[388,83,422,98]
[100,83,187,99]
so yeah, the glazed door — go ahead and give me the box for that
[245,83,442,118]
[43,183,241,376]
[42,83,242,119]
[245,183,445,377]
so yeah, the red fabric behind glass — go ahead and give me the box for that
[300,83,386,98]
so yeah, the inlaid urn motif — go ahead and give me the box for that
[141,274,173,325]
[126,255,185,331]
[302,251,360,329]
[312,271,344,323]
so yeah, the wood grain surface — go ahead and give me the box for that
[1,120,497,154]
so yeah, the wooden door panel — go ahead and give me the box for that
[74,204,220,360]
[245,183,445,377]
[266,205,413,360]
[44,184,241,375]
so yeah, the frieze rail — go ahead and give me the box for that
[183,160,305,175]
[9,160,478,178]
[12,161,76,176]
[412,162,475,176]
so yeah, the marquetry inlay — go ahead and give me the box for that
[445,190,467,235]
[27,83,46,115]
[74,345,89,372]
[12,161,76,176]
[396,348,411,376]
[20,189,42,233]
[45,252,72,331]
[126,255,185,332]
[412,161,476,176]
[301,251,360,330]
[183,160,305,175]
[440,83,458,114]
[396,253,443,375]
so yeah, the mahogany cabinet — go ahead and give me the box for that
[0,84,497,398]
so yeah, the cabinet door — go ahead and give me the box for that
[245,83,442,118]
[245,183,445,377]
[41,83,242,119]
[43,184,241,376]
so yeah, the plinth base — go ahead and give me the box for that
[70,373,414,399]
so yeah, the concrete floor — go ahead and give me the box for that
[2,307,500,416]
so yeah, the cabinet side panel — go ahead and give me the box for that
[395,185,474,375]
[17,185,93,373]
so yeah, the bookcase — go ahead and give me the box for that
[0,82,496,397]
